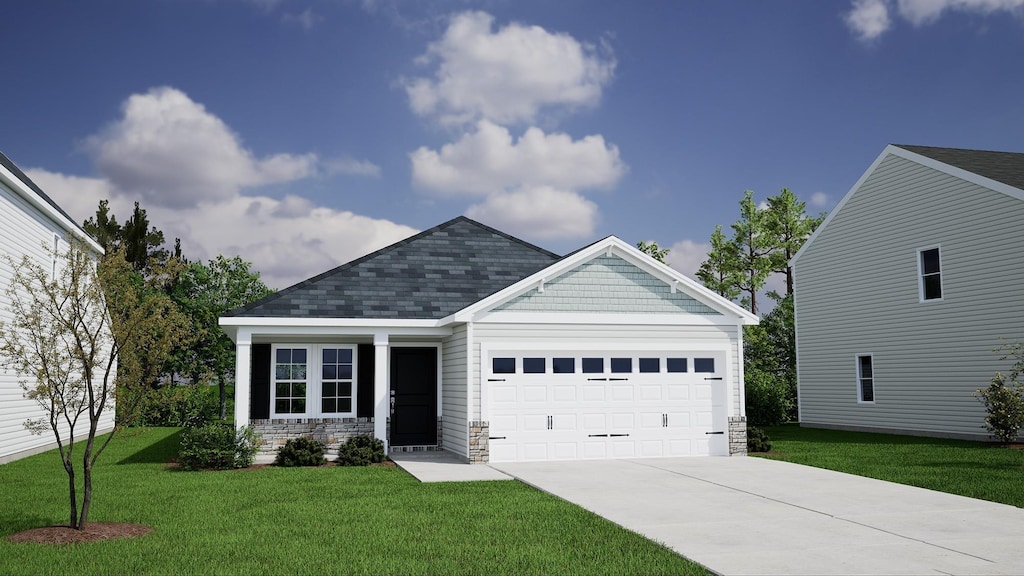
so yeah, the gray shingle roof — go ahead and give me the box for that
[0,151,93,239]
[229,216,562,319]
[895,145,1024,192]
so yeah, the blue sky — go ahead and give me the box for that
[3,0,1023,289]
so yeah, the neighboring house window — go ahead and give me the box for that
[857,355,874,403]
[918,247,942,301]
[271,345,357,418]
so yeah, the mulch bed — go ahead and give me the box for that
[7,523,152,545]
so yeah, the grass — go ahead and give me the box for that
[0,428,706,575]
[758,424,1024,507]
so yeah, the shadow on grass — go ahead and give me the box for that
[117,429,182,464]
[764,423,988,448]
[0,513,60,536]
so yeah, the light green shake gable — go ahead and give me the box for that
[494,255,721,314]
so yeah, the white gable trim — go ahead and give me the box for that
[792,144,1024,266]
[0,162,103,254]
[474,311,743,326]
[444,236,759,325]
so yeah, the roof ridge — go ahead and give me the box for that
[894,144,1024,156]
[0,151,93,239]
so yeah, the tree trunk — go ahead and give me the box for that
[64,454,78,529]
[78,432,97,530]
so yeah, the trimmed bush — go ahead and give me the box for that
[747,426,772,453]
[179,423,260,470]
[974,374,1024,444]
[275,437,327,467]
[336,435,386,466]
[744,369,793,427]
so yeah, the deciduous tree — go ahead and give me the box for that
[636,240,670,264]
[0,240,190,530]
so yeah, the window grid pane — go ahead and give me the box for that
[523,357,546,374]
[321,347,354,414]
[610,358,632,373]
[552,358,575,374]
[275,348,308,414]
[694,358,715,373]
[666,358,688,373]
[639,358,660,373]
[493,358,515,374]
[582,358,604,373]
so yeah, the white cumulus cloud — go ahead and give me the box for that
[86,86,318,208]
[809,191,829,208]
[665,239,711,279]
[28,87,417,288]
[404,11,615,126]
[845,0,1024,41]
[465,186,598,240]
[410,120,625,196]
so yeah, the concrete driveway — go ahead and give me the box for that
[490,457,1024,575]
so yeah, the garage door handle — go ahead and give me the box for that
[609,377,628,381]
[487,378,506,382]
[587,377,607,381]
[706,431,724,435]
[704,377,723,381]
[489,436,506,440]
[588,433,608,437]
[609,433,630,437]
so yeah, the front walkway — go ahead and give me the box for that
[390,451,512,482]
[492,457,1024,576]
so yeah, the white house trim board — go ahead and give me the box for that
[446,236,758,325]
[0,162,104,253]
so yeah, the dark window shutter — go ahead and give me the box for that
[357,344,375,418]
[250,344,271,420]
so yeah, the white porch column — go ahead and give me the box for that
[373,332,389,452]
[234,329,252,430]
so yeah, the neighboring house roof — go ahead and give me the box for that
[894,145,1024,192]
[0,151,102,252]
[229,216,561,319]
[792,143,1024,266]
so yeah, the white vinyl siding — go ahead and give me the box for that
[441,324,468,456]
[472,322,741,421]
[795,153,1024,438]
[0,179,115,464]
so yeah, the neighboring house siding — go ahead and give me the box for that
[0,179,115,464]
[795,154,1024,438]
[472,322,742,419]
[441,324,468,456]
[494,256,721,315]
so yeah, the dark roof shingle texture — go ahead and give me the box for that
[229,216,561,319]
[895,145,1024,192]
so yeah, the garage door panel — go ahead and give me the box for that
[486,350,728,463]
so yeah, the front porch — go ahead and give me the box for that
[226,323,460,459]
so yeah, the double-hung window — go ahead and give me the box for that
[856,354,874,403]
[272,345,356,418]
[918,247,942,301]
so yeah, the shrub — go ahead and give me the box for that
[178,423,260,470]
[120,384,219,428]
[747,426,772,453]
[336,435,385,466]
[744,369,793,427]
[974,374,1024,444]
[275,437,327,467]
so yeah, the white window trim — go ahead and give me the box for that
[916,245,943,303]
[856,353,875,404]
[270,344,357,419]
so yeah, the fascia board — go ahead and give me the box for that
[0,163,104,254]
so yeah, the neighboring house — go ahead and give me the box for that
[0,152,112,464]
[220,217,757,463]
[793,144,1024,440]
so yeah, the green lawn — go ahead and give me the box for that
[0,428,706,575]
[758,424,1024,507]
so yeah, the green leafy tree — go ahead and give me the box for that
[696,225,742,301]
[731,190,777,315]
[84,200,175,275]
[171,256,273,419]
[636,240,670,264]
[0,239,190,530]
[766,188,825,297]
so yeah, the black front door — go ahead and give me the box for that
[390,347,438,446]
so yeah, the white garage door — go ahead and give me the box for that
[486,351,729,463]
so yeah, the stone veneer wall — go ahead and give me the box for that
[728,416,747,456]
[251,417,373,456]
[468,421,489,463]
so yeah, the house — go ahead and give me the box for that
[792,144,1024,440]
[219,216,758,463]
[0,152,113,464]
